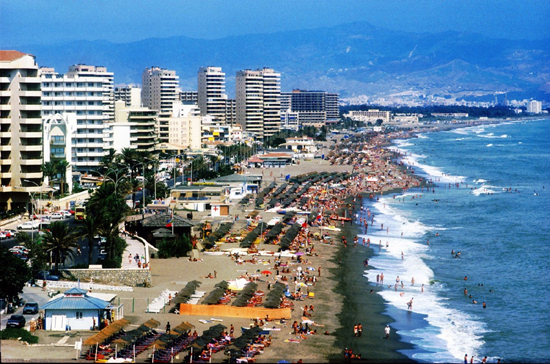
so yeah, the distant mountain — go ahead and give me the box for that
[16,21,550,101]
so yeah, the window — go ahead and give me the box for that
[76,312,83,319]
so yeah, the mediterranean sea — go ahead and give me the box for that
[361,118,550,363]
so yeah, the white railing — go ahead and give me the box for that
[36,280,133,292]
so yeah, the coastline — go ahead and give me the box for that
[6,119,532,363]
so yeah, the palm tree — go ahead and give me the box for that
[54,160,70,195]
[100,148,117,173]
[41,161,58,198]
[79,215,99,266]
[42,221,82,272]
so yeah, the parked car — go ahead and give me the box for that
[3,229,17,238]
[17,220,40,230]
[50,212,64,219]
[6,315,26,328]
[10,246,29,254]
[0,231,7,240]
[98,249,107,261]
[60,210,72,218]
[22,302,39,315]
[35,271,60,281]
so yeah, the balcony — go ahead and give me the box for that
[20,131,42,138]
[19,90,41,97]
[19,159,43,165]
[20,172,42,179]
[19,145,42,152]
[0,144,12,151]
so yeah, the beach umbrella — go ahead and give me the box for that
[261,270,272,275]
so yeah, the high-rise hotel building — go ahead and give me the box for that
[0,51,43,210]
[41,64,114,173]
[236,68,280,139]
[198,66,229,123]
[141,67,179,144]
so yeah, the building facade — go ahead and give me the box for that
[280,90,340,127]
[105,100,157,153]
[167,102,202,150]
[236,68,281,139]
[0,51,43,211]
[41,65,114,173]
[198,66,229,123]
[114,84,141,107]
[141,67,179,144]
[527,100,542,114]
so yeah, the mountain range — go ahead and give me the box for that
[16,21,550,102]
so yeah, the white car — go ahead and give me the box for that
[50,212,64,219]
[61,211,72,218]
[17,221,40,230]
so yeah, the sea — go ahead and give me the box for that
[359,118,550,363]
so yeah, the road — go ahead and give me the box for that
[0,285,49,330]
[1,215,104,269]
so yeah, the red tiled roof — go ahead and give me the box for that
[0,50,29,62]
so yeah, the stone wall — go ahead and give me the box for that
[60,268,152,287]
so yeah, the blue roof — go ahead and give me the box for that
[42,292,109,311]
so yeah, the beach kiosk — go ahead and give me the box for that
[41,287,112,331]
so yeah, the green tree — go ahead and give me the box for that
[42,221,82,272]
[41,161,58,198]
[0,246,31,302]
[79,215,99,267]
[16,232,47,280]
[54,160,70,195]
[157,235,192,259]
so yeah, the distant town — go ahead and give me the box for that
[0,50,547,213]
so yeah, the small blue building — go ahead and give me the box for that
[41,287,110,331]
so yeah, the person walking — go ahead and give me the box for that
[384,325,390,339]
[166,321,171,334]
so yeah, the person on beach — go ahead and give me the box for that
[380,273,384,284]
[385,325,390,339]
[470,355,475,363]
[353,324,358,337]
[407,298,413,310]
[464,354,468,364]
[411,277,415,286]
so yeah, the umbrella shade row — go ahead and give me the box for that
[232,282,258,307]
[202,287,227,305]
[191,323,227,349]
[263,282,288,309]
[169,280,202,313]
[240,221,268,248]
[205,222,234,247]
[264,223,284,242]
[279,223,302,251]
[226,326,264,352]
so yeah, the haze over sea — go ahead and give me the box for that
[360,119,550,363]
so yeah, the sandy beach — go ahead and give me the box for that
[3,130,434,363]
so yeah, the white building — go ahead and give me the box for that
[167,102,202,151]
[198,66,228,123]
[344,110,391,124]
[41,65,114,173]
[0,50,43,211]
[105,100,157,153]
[141,67,179,144]
[114,84,141,107]
[236,68,281,139]
[43,113,77,193]
[280,136,318,158]
[527,100,542,114]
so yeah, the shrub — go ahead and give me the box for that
[0,328,39,344]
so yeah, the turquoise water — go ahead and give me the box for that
[361,119,550,363]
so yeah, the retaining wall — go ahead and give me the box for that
[60,268,152,287]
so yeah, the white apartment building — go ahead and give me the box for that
[114,84,141,107]
[0,51,43,211]
[198,66,228,123]
[527,100,542,114]
[167,102,202,151]
[105,100,157,153]
[236,68,281,139]
[41,64,114,173]
[344,110,391,124]
[142,67,179,144]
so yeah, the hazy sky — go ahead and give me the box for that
[2,0,549,47]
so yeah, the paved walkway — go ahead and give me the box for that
[120,233,148,269]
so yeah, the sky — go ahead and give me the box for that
[2,0,550,48]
